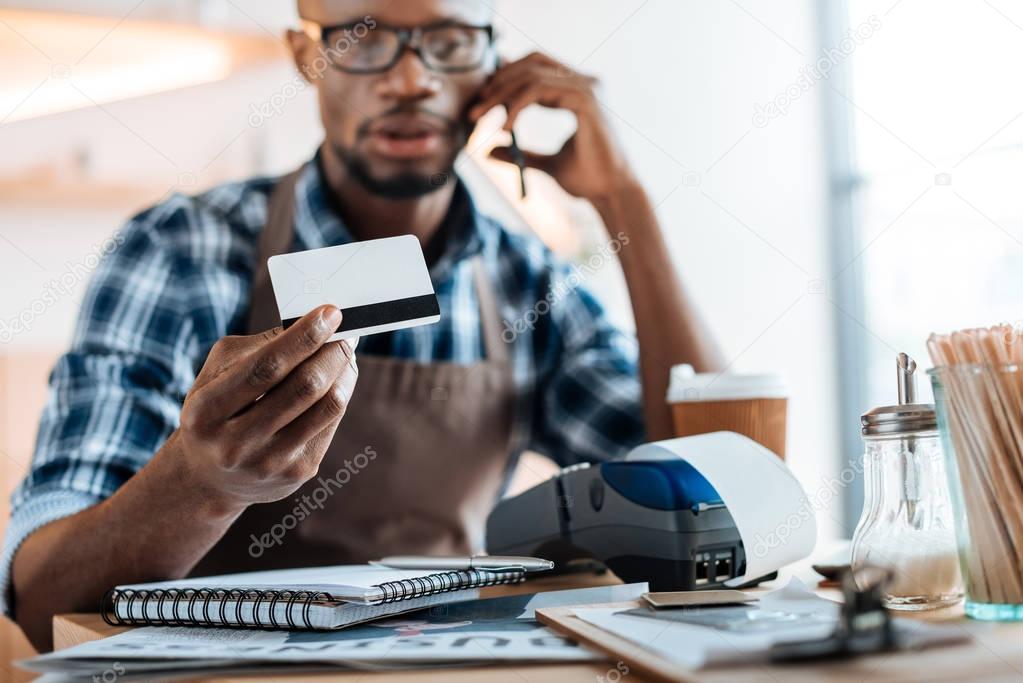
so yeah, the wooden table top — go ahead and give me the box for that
[49,570,1023,683]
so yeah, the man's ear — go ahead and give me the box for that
[286,29,317,84]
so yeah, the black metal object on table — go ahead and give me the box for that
[770,565,898,662]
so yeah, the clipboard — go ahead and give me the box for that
[535,601,697,683]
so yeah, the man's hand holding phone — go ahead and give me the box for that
[468,52,636,204]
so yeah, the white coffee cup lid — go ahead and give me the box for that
[667,364,788,402]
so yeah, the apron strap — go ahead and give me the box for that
[471,257,509,365]
[245,168,303,335]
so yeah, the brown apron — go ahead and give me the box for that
[192,168,516,575]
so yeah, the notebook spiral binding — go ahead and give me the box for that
[101,588,335,630]
[101,568,525,630]
[373,568,525,604]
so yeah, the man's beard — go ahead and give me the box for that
[333,109,469,200]
[331,143,457,199]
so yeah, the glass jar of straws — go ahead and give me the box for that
[851,354,963,610]
[928,326,1023,621]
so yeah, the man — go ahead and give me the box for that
[4,0,721,650]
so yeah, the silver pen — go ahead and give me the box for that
[373,555,554,572]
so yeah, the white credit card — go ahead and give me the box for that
[267,235,440,341]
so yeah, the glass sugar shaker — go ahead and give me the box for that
[850,353,963,610]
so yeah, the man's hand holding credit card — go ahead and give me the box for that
[268,235,441,342]
[163,234,441,512]
[156,303,360,516]
[141,239,442,517]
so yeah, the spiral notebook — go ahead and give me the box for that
[102,564,525,630]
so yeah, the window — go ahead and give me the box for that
[827,0,1023,524]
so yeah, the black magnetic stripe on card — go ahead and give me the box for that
[281,294,440,333]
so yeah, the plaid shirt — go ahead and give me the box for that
[1,153,644,615]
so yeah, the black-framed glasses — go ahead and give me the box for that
[312,21,495,74]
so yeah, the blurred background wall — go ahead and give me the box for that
[2,0,1023,671]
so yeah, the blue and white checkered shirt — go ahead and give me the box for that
[1,153,644,615]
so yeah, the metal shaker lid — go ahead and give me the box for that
[861,353,937,437]
[861,403,937,437]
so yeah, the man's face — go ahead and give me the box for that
[295,0,494,198]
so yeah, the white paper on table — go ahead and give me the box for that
[573,578,968,670]
[627,431,816,585]
[22,585,644,678]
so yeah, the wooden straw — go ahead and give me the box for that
[930,334,1004,602]
[934,333,1009,602]
[929,335,993,600]
[999,327,1023,603]
[952,331,1021,602]
[928,327,1023,604]
[979,329,1023,494]
[966,330,1023,599]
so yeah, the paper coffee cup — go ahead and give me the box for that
[666,365,789,458]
